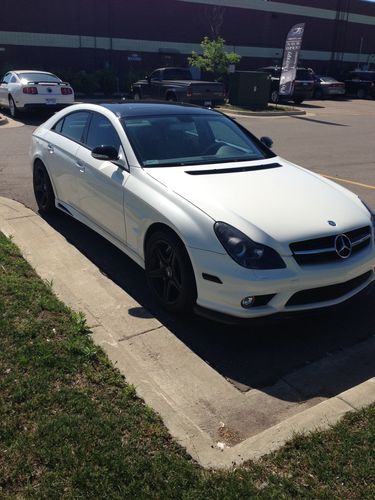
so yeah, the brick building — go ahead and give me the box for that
[1,0,375,87]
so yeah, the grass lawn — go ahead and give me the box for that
[0,232,374,498]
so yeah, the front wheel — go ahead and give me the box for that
[313,88,323,99]
[270,90,279,104]
[356,88,366,99]
[145,230,197,313]
[33,162,56,213]
[166,93,177,102]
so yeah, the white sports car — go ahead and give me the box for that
[0,70,74,118]
[30,102,375,321]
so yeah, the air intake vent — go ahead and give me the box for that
[185,163,282,176]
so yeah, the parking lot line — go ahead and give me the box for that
[322,174,375,190]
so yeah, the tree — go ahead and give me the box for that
[188,37,241,79]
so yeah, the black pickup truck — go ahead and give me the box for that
[131,67,225,106]
[344,70,375,99]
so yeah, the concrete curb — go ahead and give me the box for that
[216,107,306,117]
[0,114,8,126]
[0,196,374,469]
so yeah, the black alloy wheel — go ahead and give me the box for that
[33,162,56,213]
[145,230,197,313]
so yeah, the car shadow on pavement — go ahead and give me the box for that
[42,211,375,400]
[1,110,56,127]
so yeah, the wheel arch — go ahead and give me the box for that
[144,222,185,258]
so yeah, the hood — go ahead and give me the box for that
[145,158,369,250]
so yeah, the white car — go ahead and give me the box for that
[0,70,74,118]
[30,102,375,321]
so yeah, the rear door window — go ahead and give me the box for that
[59,112,90,143]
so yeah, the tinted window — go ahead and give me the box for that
[296,70,314,80]
[163,68,192,80]
[16,72,61,83]
[2,73,11,84]
[85,113,121,151]
[150,70,161,81]
[122,113,273,167]
[60,112,90,143]
[52,118,64,134]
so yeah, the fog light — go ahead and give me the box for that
[241,296,255,309]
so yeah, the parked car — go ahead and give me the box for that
[30,102,375,322]
[312,75,345,99]
[131,67,225,106]
[344,70,375,99]
[258,66,315,104]
[0,70,74,118]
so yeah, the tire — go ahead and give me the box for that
[356,88,366,99]
[133,91,141,100]
[314,88,323,99]
[270,90,279,104]
[145,230,197,313]
[33,162,56,213]
[8,96,18,118]
[166,93,177,102]
[293,97,304,105]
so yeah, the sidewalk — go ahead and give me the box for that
[1,196,374,469]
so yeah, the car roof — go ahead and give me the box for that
[101,101,219,118]
[12,70,56,75]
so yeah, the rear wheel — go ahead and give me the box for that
[33,162,56,213]
[8,96,18,118]
[356,88,366,99]
[145,230,197,313]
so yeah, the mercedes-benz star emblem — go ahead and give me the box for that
[334,234,352,259]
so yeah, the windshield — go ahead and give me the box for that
[121,113,274,167]
[16,72,61,83]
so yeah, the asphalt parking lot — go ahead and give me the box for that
[0,98,374,389]
[0,99,374,466]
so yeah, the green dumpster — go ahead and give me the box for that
[229,71,270,109]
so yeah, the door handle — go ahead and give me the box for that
[47,143,54,153]
[75,160,85,173]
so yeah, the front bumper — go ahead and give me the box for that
[189,245,375,319]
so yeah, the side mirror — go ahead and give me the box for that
[260,136,273,149]
[91,145,119,161]
[146,75,151,82]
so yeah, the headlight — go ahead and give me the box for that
[214,222,286,269]
[361,201,375,239]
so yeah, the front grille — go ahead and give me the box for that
[290,226,372,265]
[286,271,372,307]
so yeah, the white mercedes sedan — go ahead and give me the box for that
[0,70,74,118]
[30,102,375,321]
